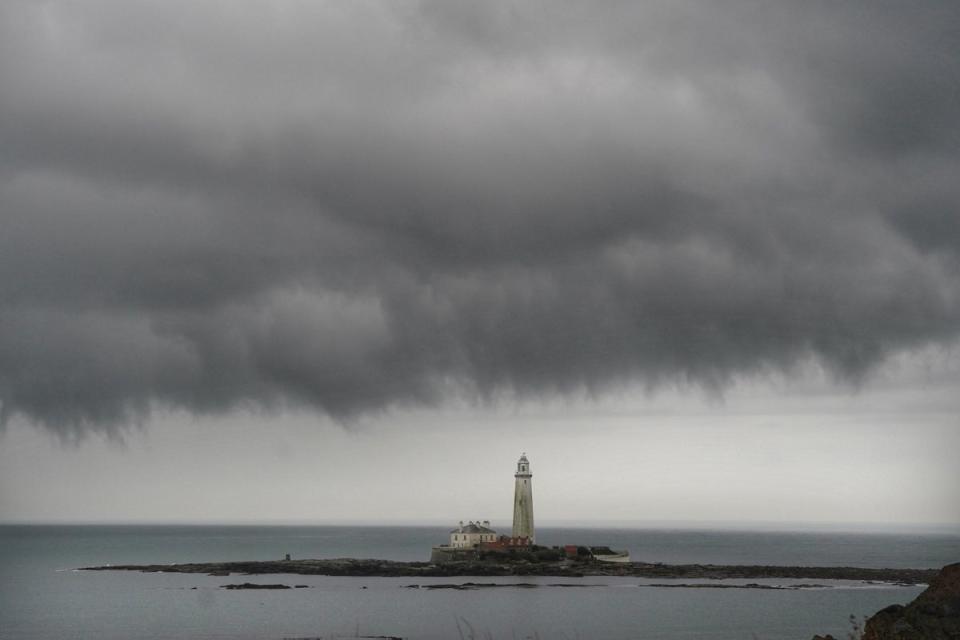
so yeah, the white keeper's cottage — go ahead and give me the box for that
[449,520,497,548]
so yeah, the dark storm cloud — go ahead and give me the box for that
[1,0,959,434]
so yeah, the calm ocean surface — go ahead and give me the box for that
[2,525,958,639]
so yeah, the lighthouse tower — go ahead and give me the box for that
[512,453,535,543]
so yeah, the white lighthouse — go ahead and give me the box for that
[512,453,535,543]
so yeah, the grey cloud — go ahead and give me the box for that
[1,0,959,434]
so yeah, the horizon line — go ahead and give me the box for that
[1,518,957,535]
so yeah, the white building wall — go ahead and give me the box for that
[449,531,496,548]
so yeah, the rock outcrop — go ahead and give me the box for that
[221,583,291,590]
[862,562,960,640]
[79,559,936,583]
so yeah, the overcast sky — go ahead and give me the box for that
[1,1,958,529]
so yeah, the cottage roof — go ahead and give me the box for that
[450,522,496,534]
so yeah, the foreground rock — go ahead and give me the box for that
[79,558,936,584]
[861,562,960,640]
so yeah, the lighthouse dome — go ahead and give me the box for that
[515,453,531,475]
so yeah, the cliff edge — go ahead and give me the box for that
[862,562,960,640]
[813,564,960,640]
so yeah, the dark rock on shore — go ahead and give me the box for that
[416,582,539,590]
[222,583,291,590]
[861,562,960,640]
[629,563,936,585]
[639,582,829,590]
[79,558,937,584]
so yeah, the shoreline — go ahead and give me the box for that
[79,559,937,584]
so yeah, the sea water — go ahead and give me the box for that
[1,525,957,639]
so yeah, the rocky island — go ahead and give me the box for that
[78,458,940,587]
[80,556,937,584]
